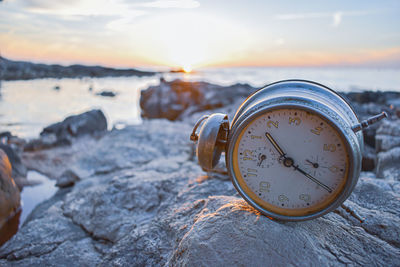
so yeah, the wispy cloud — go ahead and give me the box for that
[19,0,200,17]
[139,0,200,9]
[332,12,342,27]
[275,10,372,27]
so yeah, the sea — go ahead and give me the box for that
[1,66,400,139]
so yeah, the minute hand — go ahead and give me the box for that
[265,132,286,157]
[293,165,333,193]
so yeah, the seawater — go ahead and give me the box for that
[1,67,399,139]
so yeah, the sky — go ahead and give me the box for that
[0,0,399,69]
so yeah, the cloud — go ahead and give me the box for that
[275,10,372,27]
[274,38,285,46]
[16,0,200,31]
[139,0,200,9]
[332,12,342,27]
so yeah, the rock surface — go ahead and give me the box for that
[1,82,400,266]
[0,56,155,81]
[375,120,400,180]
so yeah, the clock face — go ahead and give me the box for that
[231,107,350,217]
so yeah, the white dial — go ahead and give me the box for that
[232,107,349,217]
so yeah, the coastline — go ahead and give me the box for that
[0,57,156,81]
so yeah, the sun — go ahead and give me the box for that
[182,65,192,73]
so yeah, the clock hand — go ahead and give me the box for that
[265,132,286,157]
[265,132,295,167]
[293,165,332,193]
[265,132,332,192]
[257,154,266,166]
[306,159,319,168]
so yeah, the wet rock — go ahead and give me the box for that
[56,170,80,188]
[0,149,20,229]
[140,79,256,120]
[96,91,117,97]
[24,109,107,151]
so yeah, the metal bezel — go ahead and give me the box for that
[226,102,361,221]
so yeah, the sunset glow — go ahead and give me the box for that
[0,0,399,68]
[182,65,192,73]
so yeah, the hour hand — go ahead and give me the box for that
[265,132,285,157]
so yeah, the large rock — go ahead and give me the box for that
[0,149,20,229]
[24,109,107,151]
[1,118,399,265]
[140,79,256,121]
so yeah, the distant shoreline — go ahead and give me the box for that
[0,57,157,81]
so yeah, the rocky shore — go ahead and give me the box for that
[0,57,156,80]
[1,80,399,266]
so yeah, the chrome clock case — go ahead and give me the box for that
[190,79,387,221]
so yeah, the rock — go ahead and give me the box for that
[0,149,20,230]
[24,109,107,151]
[96,91,116,97]
[140,79,256,121]
[344,91,400,105]
[55,170,80,188]
[375,120,400,179]
[362,145,375,172]
[376,147,400,180]
[0,210,20,248]
[53,85,61,91]
[1,118,399,265]
[169,194,399,266]
[0,145,27,189]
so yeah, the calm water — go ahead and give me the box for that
[1,67,399,139]
[19,171,57,225]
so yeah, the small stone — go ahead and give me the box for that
[96,91,116,97]
[56,170,80,188]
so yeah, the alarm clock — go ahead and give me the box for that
[190,80,387,221]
